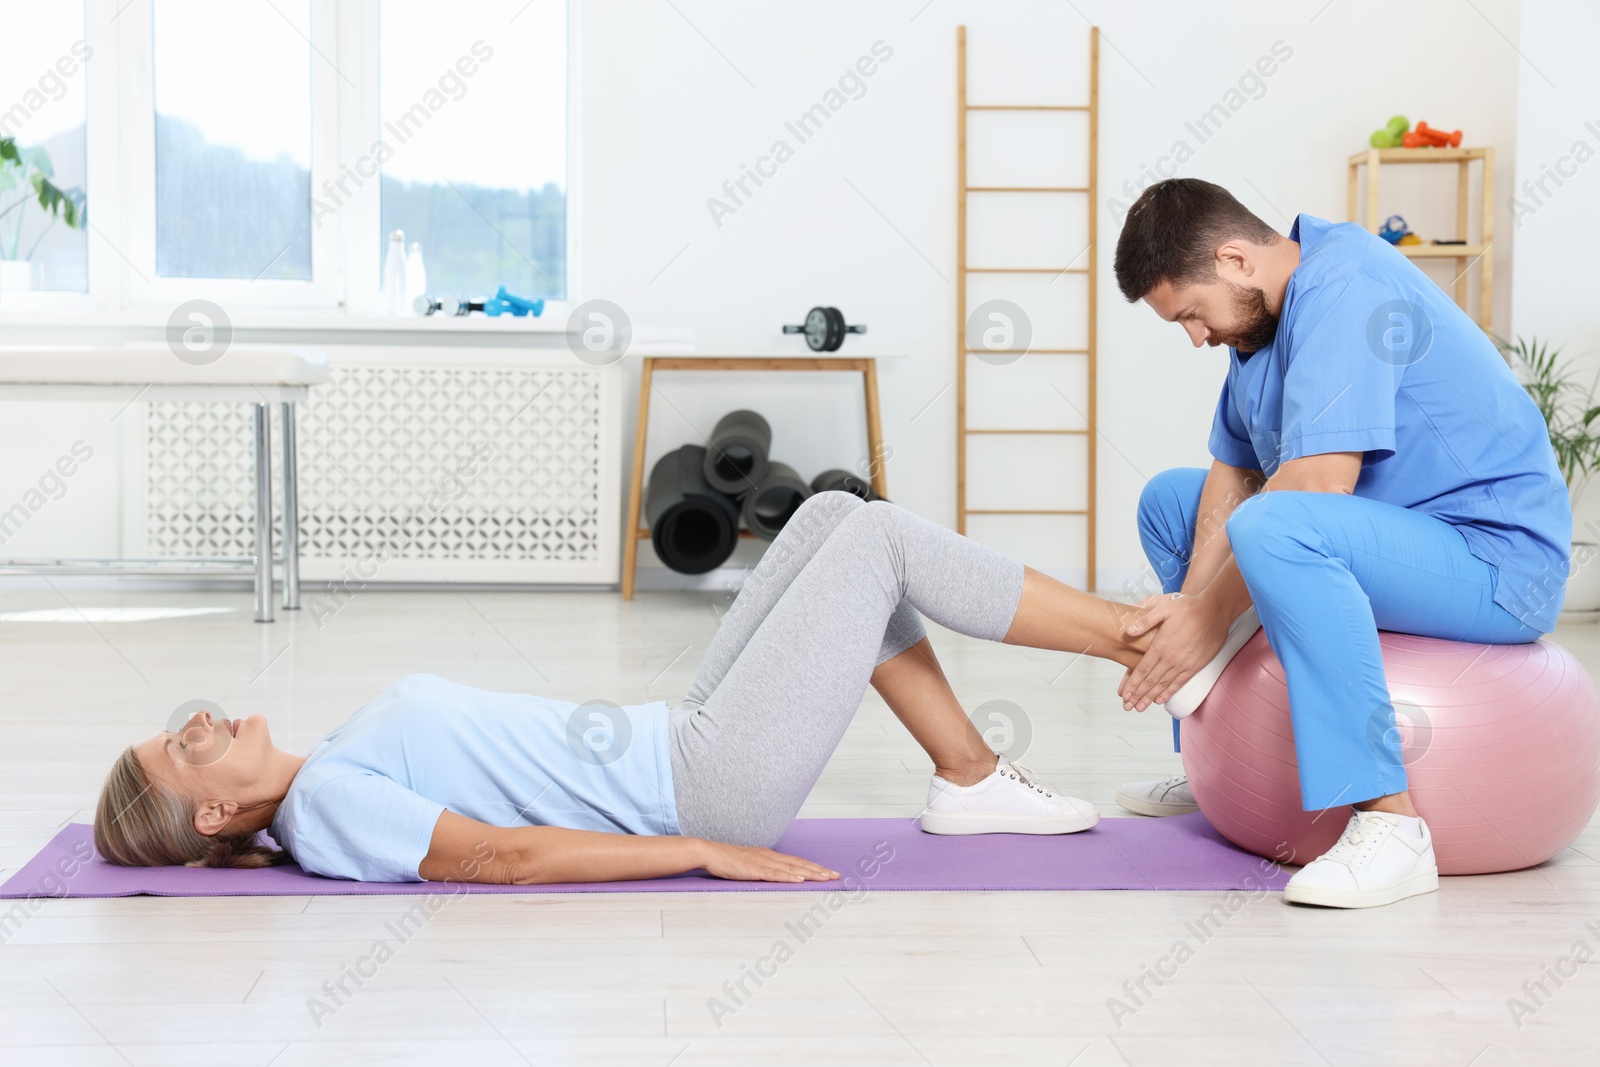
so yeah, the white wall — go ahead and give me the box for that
[2,0,1536,591]
[585,0,1525,591]
[1509,0,1600,532]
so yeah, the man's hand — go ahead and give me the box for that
[698,841,840,883]
[1117,592,1233,712]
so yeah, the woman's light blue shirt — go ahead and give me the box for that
[270,674,680,882]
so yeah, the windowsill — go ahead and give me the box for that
[0,311,699,353]
[0,308,578,333]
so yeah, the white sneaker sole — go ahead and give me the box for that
[1282,867,1440,909]
[1114,786,1200,818]
[1163,606,1262,720]
[918,807,1100,836]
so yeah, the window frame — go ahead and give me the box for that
[0,0,576,325]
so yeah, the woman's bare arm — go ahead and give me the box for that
[417,809,840,885]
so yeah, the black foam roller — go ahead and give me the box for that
[810,468,885,503]
[645,444,741,574]
[702,409,772,495]
[741,461,813,541]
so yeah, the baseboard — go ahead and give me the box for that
[1,566,1150,600]
[630,565,1148,599]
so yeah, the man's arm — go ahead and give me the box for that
[1264,451,1362,494]
[1120,452,1361,711]
[1175,459,1265,596]
[1182,452,1360,618]
[417,809,839,885]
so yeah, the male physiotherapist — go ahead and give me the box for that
[1107,178,1569,908]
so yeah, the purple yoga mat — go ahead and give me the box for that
[1,814,1288,899]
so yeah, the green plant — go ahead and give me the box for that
[0,135,86,262]
[1498,334,1600,501]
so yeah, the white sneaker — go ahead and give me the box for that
[1115,774,1200,817]
[1283,810,1440,909]
[1162,606,1262,719]
[919,755,1099,835]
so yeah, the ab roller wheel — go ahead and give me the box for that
[783,306,867,352]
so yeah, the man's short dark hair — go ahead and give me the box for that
[1113,179,1281,302]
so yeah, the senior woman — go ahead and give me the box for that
[95,492,1169,885]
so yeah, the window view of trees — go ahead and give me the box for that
[381,177,567,302]
[151,109,567,296]
[2,1,567,305]
[378,0,568,303]
[155,115,313,281]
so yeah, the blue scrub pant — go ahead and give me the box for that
[1136,467,1543,810]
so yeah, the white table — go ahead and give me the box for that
[0,345,330,622]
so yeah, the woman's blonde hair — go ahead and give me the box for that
[93,746,287,869]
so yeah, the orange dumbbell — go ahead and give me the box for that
[1401,128,1454,148]
[1415,120,1463,147]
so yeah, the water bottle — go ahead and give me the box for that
[405,242,428,315]
[383,230,408,316]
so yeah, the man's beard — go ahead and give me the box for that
[1224,281,1280,353]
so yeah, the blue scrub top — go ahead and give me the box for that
[1208,214,1571,631]
[270,674,680,882]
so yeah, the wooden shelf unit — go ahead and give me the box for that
[620,355,888,600]
[1346,146,1494,329]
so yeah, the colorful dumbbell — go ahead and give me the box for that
[1369,115,1409,149]
[1416,121,1462,147]
[1402,120,1463,148]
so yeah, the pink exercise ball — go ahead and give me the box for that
[1180,631,1600,875]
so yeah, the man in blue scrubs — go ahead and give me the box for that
[1108,179,1569,908]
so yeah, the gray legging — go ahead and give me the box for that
[668,491,1026,846]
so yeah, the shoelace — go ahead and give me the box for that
[1155,774,1188,799]
[1321,812,1386,867]
[1000,761,1054,798]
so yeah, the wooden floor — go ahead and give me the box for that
[2,586,1598,1065]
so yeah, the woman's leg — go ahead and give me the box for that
[681,491,927,709]
[1003,569,1151,666]
[670,500,1150,846]
[871,637,997,787]
[716,493,1000,787]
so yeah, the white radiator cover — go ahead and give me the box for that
[123,346,623,585]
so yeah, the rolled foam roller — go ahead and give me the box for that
[810,468,885,503]
[645,444,741,574]
[701,410,772,495]
[740,461,813,540]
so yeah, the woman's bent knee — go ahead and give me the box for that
[785,490,864,540]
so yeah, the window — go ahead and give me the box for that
[379,0,568,302]
[152,0,313,281]
[0,2,90,293]
[0,0,574,318]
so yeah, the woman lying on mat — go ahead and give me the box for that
[96,491,1179,885]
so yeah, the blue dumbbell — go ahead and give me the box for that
[484,286,546,317]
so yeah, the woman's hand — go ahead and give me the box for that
[1117,592,1231,712]
[698,840,840,883]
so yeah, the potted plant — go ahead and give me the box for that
[1498,335,1600,617]
[0,136,86,290]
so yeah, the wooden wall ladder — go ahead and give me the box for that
[956,25,1099,591]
